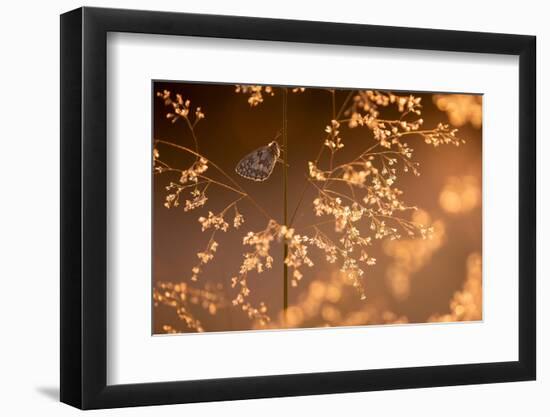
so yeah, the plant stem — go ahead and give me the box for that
[183,116,200,156]
[282,88,289,326]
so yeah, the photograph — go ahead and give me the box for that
[152,82,483,334]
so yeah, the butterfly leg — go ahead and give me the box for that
[277,157,290,167]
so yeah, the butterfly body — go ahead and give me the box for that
[235,141,281,182]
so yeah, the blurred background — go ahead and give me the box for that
[152,82,482,334]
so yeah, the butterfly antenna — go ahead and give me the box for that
[273,128,283,142]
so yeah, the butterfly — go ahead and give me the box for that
[235,141,281,182]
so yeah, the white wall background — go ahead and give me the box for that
[0,0,545,415]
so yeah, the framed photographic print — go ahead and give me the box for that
[60,6,536,409]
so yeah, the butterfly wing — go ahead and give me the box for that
[235,145,278,181]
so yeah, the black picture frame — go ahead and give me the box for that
[60,6,536,410]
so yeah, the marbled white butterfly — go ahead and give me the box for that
[235,141,281,182]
